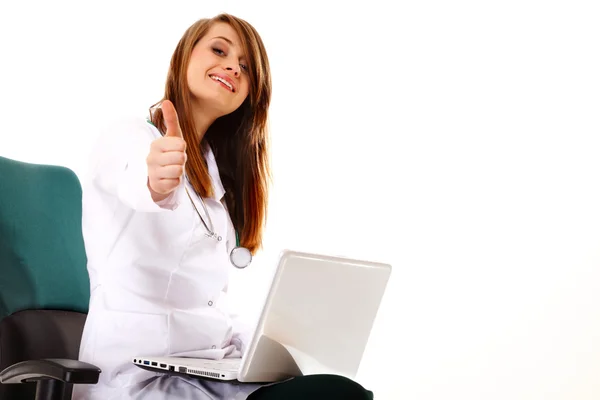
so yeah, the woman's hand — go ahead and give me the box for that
[146,100,187,202]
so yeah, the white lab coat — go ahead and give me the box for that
[72,116,264,399]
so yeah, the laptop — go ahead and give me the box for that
[132,249,391,383]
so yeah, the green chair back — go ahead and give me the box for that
[0,156,89,320]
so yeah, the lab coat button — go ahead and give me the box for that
[208,300,213,306]
[211,345,216,349]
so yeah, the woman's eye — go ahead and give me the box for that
[212,47,225,56]
[240,64,249,72]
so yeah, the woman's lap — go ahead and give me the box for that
[118,373,372,400]
[248,374,374,400]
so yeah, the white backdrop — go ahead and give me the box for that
[1,1,600,399]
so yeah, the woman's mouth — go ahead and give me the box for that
[209,75,235,92]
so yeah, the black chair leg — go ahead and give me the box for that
[35,379,65,400]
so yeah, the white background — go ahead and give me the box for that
[1,1,600,399]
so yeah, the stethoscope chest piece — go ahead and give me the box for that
[230,246,252,269]
[184,177,252,269]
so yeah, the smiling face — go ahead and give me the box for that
[186,22,250,118]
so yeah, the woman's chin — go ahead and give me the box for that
[191,90,241,116]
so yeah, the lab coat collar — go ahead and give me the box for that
[204,144,226,201]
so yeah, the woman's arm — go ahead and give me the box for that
[86,116,185,212]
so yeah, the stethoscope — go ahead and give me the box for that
[146,117,252,269]
[184,180,252,269]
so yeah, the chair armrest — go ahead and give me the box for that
[0,358,101,385]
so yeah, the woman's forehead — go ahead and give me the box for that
[205,22,242,48]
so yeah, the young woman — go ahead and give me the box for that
[73,13,373,400]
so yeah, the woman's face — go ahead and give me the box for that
[186,22,250,117]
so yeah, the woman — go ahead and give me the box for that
[73,13,373,400]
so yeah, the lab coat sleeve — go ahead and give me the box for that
[87,117,185,212]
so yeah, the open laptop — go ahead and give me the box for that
[132,249,391,383]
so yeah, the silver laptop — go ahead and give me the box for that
[133,249,391,383]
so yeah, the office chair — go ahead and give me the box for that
[0,156,100,400]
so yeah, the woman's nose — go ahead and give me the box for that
[225,65,240,77]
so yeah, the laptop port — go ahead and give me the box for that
[151,362,157,366]
[179,367,187,373]
[160,363,167,368]
[169,365,175,372]
[143,361,149,365]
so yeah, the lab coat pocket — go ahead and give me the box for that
[94,308,168,388]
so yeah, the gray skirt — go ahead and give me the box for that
[125,374,278,400]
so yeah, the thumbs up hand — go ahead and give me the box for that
[147,100,187,201]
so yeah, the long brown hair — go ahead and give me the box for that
[149,14,271,254]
